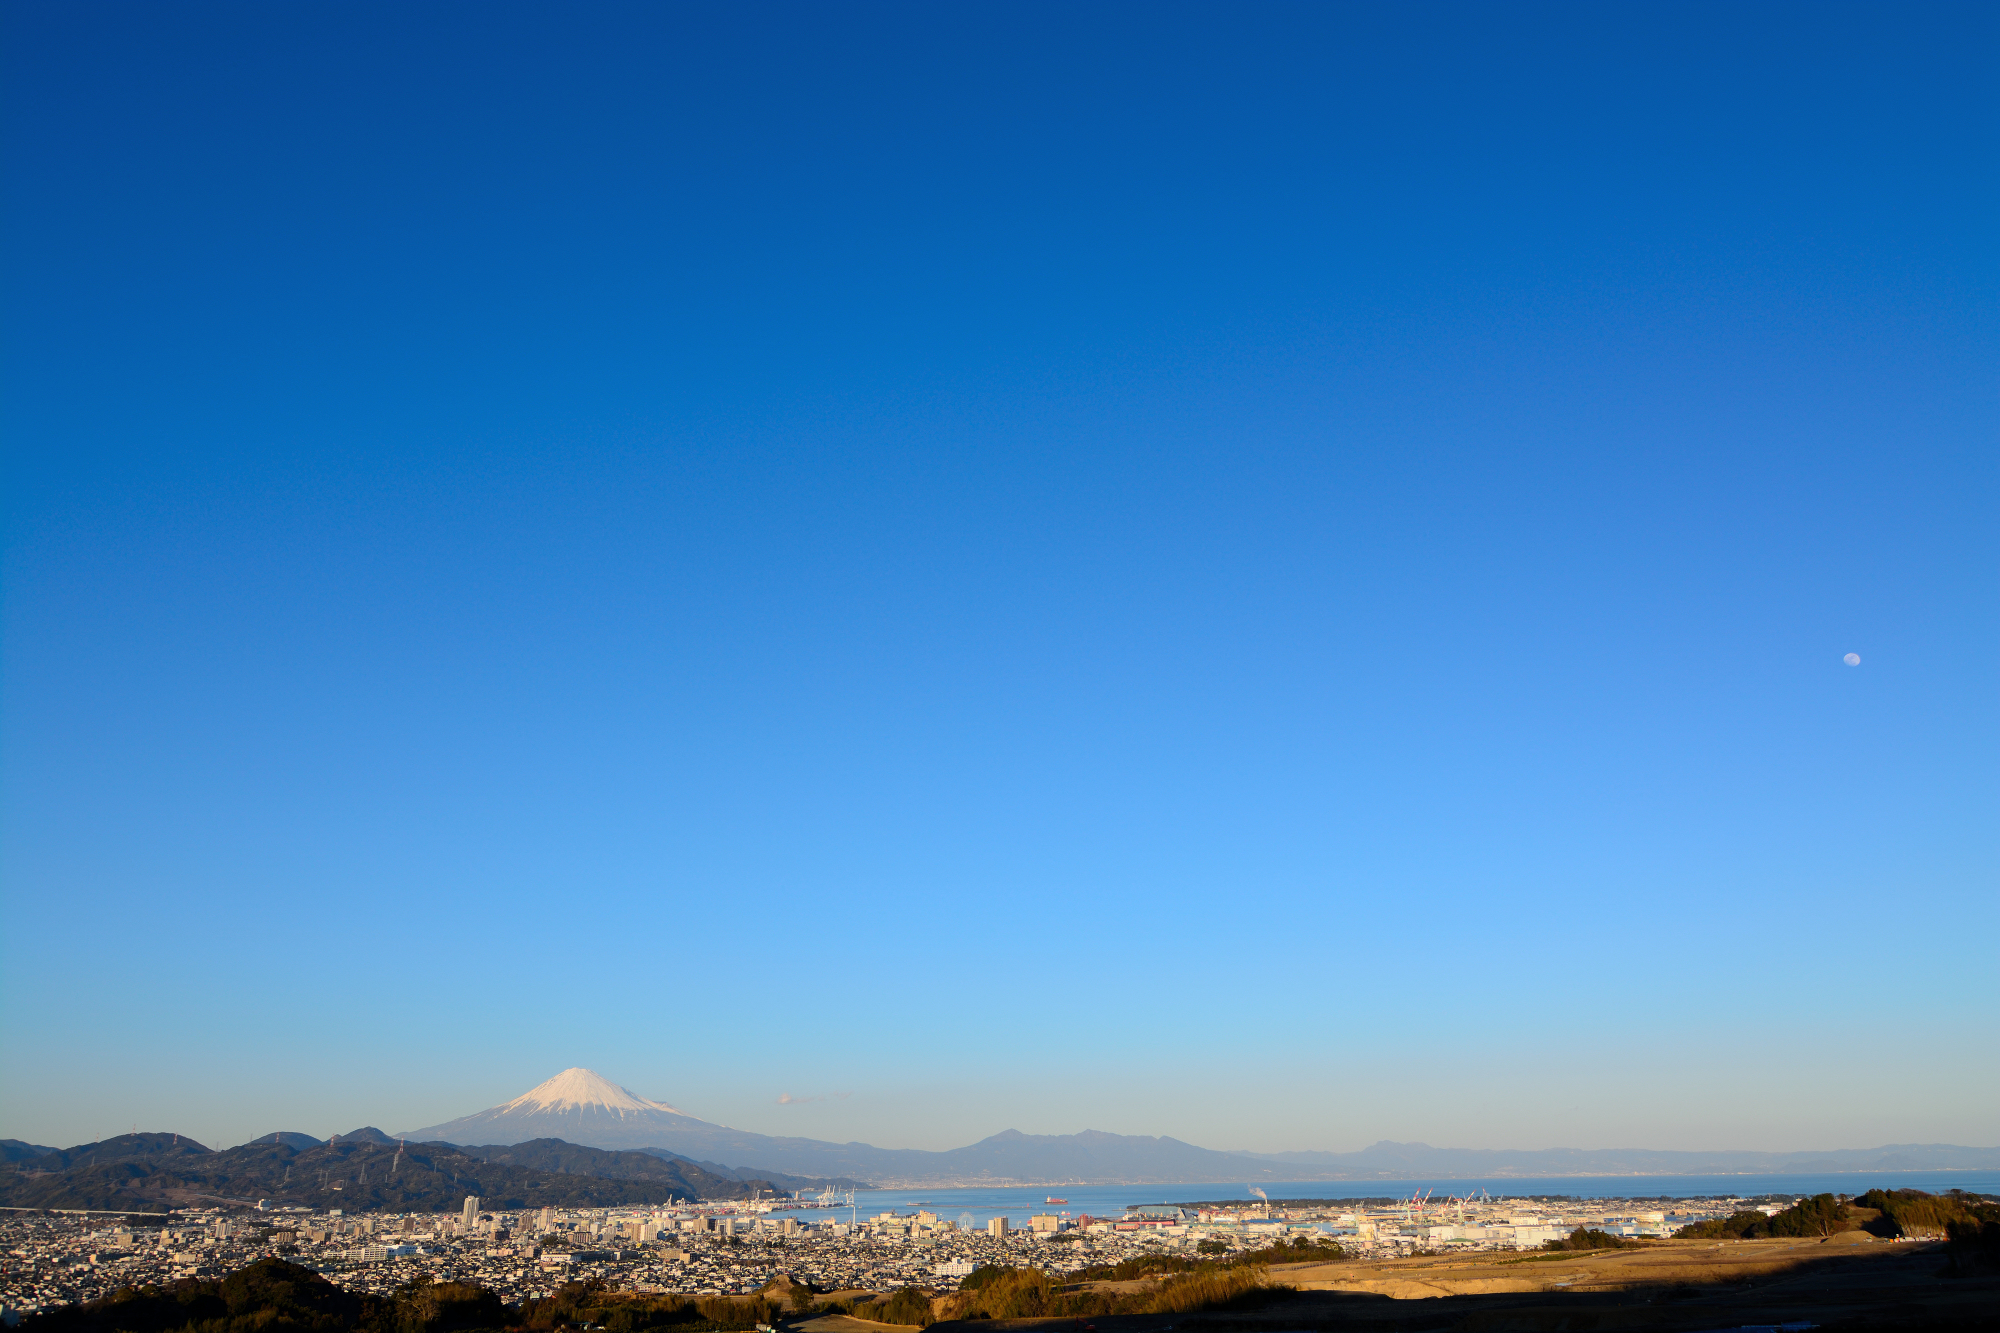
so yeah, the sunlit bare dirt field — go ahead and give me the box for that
[865,1233,2000,1333]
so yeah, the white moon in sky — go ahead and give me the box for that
[1844,653,1861,666]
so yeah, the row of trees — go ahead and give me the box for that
[1543,1227,1645,1251]
[1674,1193,1849,1240]
[1853,1188,1982,1238]
[1671,1188,2000,1245]
[1060,1232,1346,1285]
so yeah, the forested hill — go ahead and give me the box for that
[0,1134,783,1212]
[15,1133,214,1172]
[450,1139,858,1193]
[1,1140,58,1164]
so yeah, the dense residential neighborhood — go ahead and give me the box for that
[1,1189,1772,1319]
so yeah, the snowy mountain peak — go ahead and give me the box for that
[499,1068,683,1117]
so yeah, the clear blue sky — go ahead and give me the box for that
[3,2,1994,1155]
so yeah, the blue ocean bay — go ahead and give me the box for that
[814,1173,2000,1230]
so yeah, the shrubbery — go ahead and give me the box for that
[1945,1210,2000,1274]
[1855,1188,1981,1239]
[873,1286,935,1326]
[22,1261,528,1333]
[955,1263,1009,1291]
[1544,1227,1645,1252]
[942,1266,1057,1319]
[1073,1253,1201,1282]
[1675,1209,1775,1240]
[396,1279,508,1332]
[1071,1234,1342,1283]
[1142,1266,1276,1315]
[517,1280,780,1332]
[940,1260,1283,1322]
[1848,1189,2000,1272]
[20,1259,372,1333]
[1239,1235,1348,1264]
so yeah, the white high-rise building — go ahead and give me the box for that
[462,1196,481,1229]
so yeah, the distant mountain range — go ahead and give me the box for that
[1238,1142,2000,1178]
[401,1070,1273,1183]
[397,1068,2000,1186]
[3,1138,65,1164]
[7,1070,1995,1203]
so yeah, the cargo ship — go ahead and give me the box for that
[1045,1196,1068,1204]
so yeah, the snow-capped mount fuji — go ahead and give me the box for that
[498,1068,686,1118]
[401,1069,714,1149]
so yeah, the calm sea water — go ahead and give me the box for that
[799,1173,2000,1229]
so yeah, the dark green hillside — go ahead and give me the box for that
[631,1147,868,1192]
[2,1139,59,1163]
[330,1127,398,1146]
[453,1139,744,1188]
[0,1134,779,1212]
[457,1139,853,1193]
[21,1134,213,1171]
